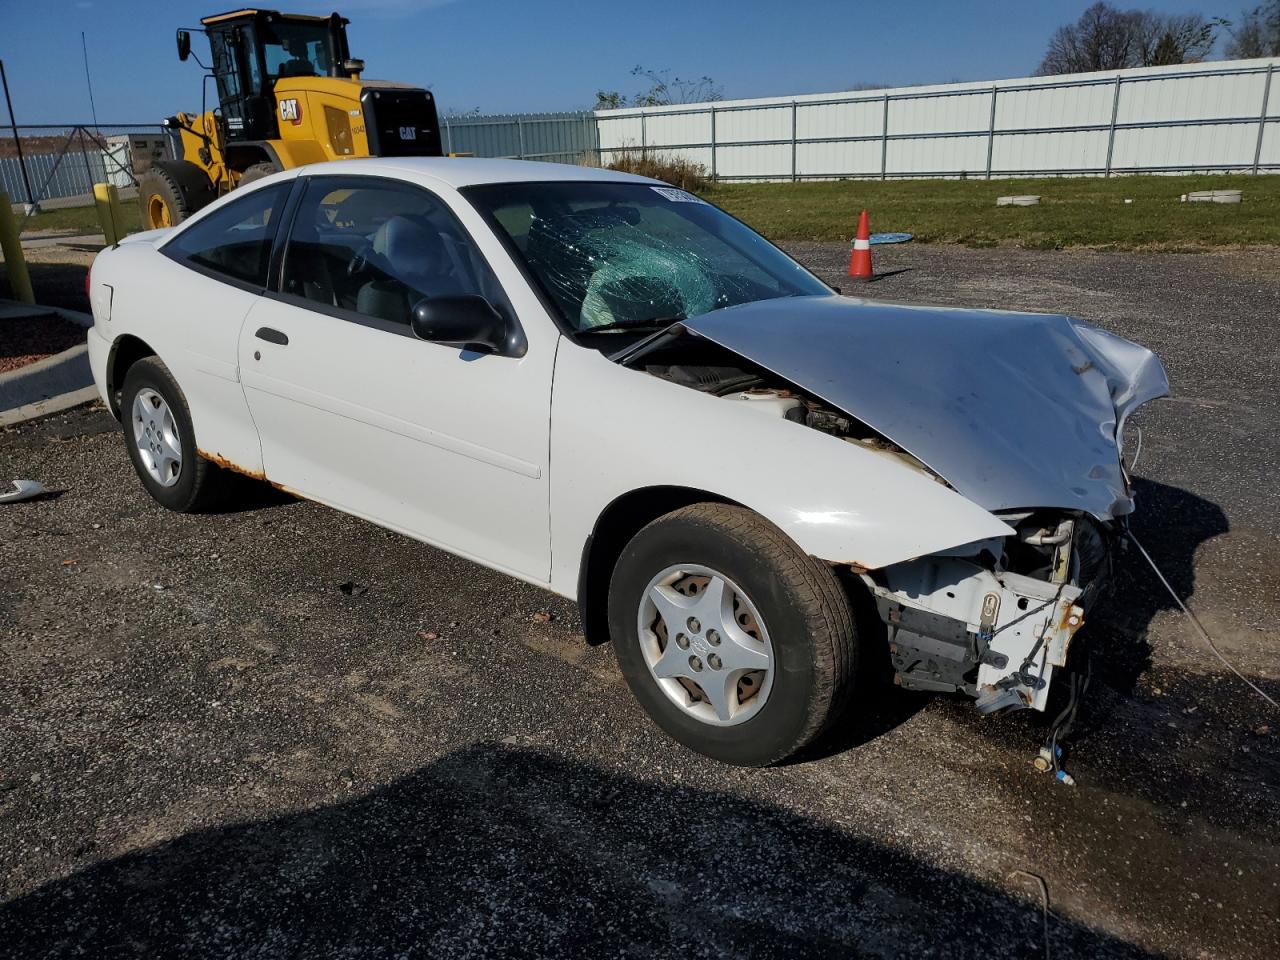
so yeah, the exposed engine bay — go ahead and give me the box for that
[631,330,1118,714]
[640,339,935,472]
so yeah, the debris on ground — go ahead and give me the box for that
[339,581,369,597]
[0,480,48,504]
[1008,870,1052,960]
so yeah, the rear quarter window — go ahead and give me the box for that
[163,182,291,288]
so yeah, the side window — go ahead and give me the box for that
[280,177,511,328]
[165,183,289,288]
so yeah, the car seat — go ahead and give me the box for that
[356,216,455,324]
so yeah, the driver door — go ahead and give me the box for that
[238,175,555,582]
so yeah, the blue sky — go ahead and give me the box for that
[0,0,1242,123]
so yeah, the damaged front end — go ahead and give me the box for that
[615,293,1169,716]
[864,512,1108,713]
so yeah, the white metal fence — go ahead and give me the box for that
[595,58,1280,181]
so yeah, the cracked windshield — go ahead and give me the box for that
[464,182,829,332]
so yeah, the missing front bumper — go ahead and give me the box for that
[869,554,1087,713]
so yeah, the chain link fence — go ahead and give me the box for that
[3,112,598,213]
[2,124,168,208]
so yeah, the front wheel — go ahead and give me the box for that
[608,503,859,766]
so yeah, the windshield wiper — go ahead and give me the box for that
[576,316,685,335]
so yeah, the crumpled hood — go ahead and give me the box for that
[680,295,1169,519]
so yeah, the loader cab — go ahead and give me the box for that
[189,8,357,144]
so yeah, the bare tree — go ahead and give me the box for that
[1038,3,1141,74]
[1133,11,1220,65]
[593,69,724,110]
[1225,1,1280,57]
[630,66,724,107]
[1037,2,1220,75]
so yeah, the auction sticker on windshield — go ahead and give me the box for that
[650,186,707,204]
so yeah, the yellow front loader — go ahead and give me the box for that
[140,8,443,228]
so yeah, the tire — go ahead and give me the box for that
[236,161,281,188]
[608,503,858,766]
[138,160,215,229]
[120,357,228,513]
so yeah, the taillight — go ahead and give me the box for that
[84,268,91,299]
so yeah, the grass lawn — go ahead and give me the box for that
[706,174,1280,249]
[14,173,1280,251]
[19,201,142,238]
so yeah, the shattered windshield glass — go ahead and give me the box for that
[463,182,830,333]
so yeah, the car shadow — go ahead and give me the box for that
[205,472,298,514]
[1088,476,1230,694]
[0,744,1157,959]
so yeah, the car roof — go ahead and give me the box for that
[292,157,661,190]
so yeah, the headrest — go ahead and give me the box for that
[372,216,440,281]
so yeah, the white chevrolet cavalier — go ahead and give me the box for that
[87,158,1168,766]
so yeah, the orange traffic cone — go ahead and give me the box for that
[847,209,873,281]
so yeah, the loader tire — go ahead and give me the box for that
[138,159,215,229]
[236,161,281,188]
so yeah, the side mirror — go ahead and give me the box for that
[410,296,512,354]
[176,30,191,62]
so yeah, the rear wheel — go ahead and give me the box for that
[120,357,229,513]
[137,160,215,229]
[608,503,858,766]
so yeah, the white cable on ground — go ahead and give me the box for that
[1127,530,1279,710]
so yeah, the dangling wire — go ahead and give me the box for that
[1008,870,1052,960]
[1127,529,1278,711]
[1045,638,1091,774]
[1128,425,1143,473]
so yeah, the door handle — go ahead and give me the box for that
[255,327,289,346]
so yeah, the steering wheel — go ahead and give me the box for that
[347,243,376,282]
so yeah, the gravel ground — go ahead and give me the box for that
[0,313,86,374]
[1,242,1278,959]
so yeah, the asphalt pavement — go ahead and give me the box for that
[1,243,1277,959]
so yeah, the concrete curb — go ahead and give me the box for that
[0,305,99,425]
[19,233,107,250]
[0,386,101,427]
